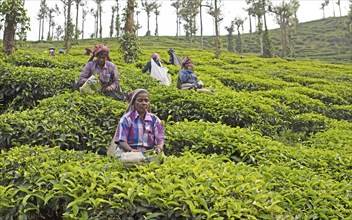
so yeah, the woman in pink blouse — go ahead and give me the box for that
[114,89,165,153]
[73,44,124,100]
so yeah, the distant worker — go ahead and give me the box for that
[73,44,124,101]
[58,49,65,54]
[163,48,182,66]
[142,52,171,86]
[142,53,162,73]
[49,48,55,56]
[177,56,213,92]
[85,48,92,56]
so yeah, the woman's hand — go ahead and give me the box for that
[155,145,163,154]
[106,86,113,91]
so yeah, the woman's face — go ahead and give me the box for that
[97,55,107,67]
[184,61,193,70]
[134,92,150,116]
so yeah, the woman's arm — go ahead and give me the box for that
[154,116,165,153]
[109,63,120,90]
[77,62,93,85]
[119,141,138,152]
[142,61,151,73]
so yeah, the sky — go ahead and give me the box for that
[21,0,351,41]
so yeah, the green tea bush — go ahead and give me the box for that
[1,145,351,219]
[4,49,87,69]
[0,63,79,113]
[0,92,126,154]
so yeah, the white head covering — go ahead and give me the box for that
[125,89,150,113]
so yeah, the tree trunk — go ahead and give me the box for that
[81,8,85,39]
[175,12,178,37]
[280,14,285,57]
[200,5,203,49]
[65,0,72,54]
[3,15,16,55]
[147,12,150,36]
[155,13,158,36]
[75,3,79,39]
[249,14,252,35]
[38,18,42,41]
[41,16,45,41]
[124,0,135,34]
[214,0,220,59]
[99,4,102,38]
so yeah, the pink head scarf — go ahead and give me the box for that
[92,44,110,57]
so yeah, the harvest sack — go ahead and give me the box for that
[150,58,172,86]
[79,74,102,94]
[107,137,161,166]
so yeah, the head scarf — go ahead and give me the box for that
[125,89,151,113]
[181,56,192,67]
[168,48,175,53]
[92,44,110,57]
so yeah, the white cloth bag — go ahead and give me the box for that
[150,58,172,86]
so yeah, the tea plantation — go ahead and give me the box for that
[0,38,352,219]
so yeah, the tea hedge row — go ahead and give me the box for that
[0,92,126,154]
[1,92,351,182]
[166,120,352,181]
[1,145,351,219]
[0,62,79,113]
[0,60,162,113]
[0,82,345,153]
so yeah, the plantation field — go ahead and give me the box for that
[1,37,352,219]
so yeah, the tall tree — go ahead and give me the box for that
[114,0,121,37]
[90,8,98,37]
[47,4,59,41]
[347,0,352,60]
[0,0,30,55]
[225,20,235,52]
[197,0,208,49]
[61,0,74,54]
[246,0,274,57]
[171,0,182,37]
[180,0,199,45]
[234,17,245,53]
[141,0,157,36]
[110,5,116,37]
[245,7,255,35]
[336,0,342,17]
[135,10,142,36]
[208,0,222,58]
[93,0,104,39]
[153,3,161,36]
[38,0,48,41]
[73,0,83,40]
[321,0,329,18]
[55,24,64,40]
[120,0,141,63]
[81,3,88,39]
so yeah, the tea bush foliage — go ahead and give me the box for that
[1,145,352,219]
[0,39,352,219]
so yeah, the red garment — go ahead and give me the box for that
[92,44,110,57]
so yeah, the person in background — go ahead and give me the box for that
[177,56,213,92]
[84,48,92,56]
[163,48,182,66]
[142,52,162,73]
[73,44,124,101]
[58,49,65,54]
[114,89,165,153]
[49,48,55,56]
